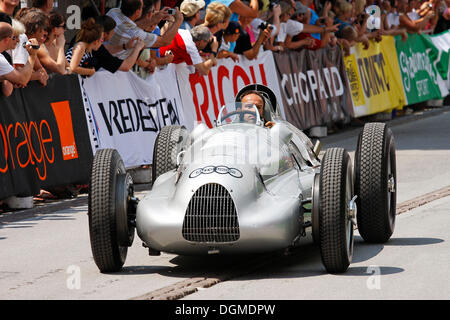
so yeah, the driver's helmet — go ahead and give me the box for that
[235,84,277,122]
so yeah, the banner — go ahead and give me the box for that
[0,75,92,199]
[395,32,449,105]
[273,46,354,130]
[344,36,406,117]
[80,65,184,168]
[429,30,450,95]
[176,51,284,130]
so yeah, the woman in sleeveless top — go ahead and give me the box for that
[66,18,103,77]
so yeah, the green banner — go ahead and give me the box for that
[395,33,449,105]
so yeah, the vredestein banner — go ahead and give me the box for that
[0,74,93,199]
[79,66,185,168]
[395,32,449,105]
[273,45,354,130]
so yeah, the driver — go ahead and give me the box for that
[240,91,275,128]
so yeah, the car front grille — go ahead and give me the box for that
[182,183,240,243]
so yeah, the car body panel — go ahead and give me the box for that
[136,106,321,255]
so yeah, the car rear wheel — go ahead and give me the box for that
[89,149,135,273]
[152,125,188,184]
[318,148,355,273]
[355,122,396,243]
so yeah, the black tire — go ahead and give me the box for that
[152,125,188,184]
[319,148,354,273]
[88,149,131,273]
[355,122,396,243]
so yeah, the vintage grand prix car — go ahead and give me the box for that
[88,84,397,274]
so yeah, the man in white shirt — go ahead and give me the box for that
[107,0,183,60]
[0,22,38,88]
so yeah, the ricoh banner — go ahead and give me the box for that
[175,51,284,130]
[273,46,354,130]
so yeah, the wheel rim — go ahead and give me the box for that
[387,145,396,229]
[345,162,354,259]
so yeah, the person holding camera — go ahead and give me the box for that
[106,0,183,60]
[234,14,272,60]
[0,21,39,89]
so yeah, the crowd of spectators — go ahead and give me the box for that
[0,0,449,207]
[0,0,449,94]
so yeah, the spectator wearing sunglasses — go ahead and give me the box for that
[38,11,68,74]
[0,22,39,91]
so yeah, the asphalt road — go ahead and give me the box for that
[1,107,449,300]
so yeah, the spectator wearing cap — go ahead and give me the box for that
[217,20,241,62]
[159,25,218,75]
[180,0,205,30]
[38,11,67,74]
[0,21,39,89]
[106,0,183,60]
[31,0,54,15]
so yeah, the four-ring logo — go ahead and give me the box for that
[189,166,243,179]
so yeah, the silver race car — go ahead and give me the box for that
[88,84,397,274]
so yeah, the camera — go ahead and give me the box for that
[167,8,176,15]
[269,0,279,10]
[23,41,40,50]
[258,21,273,31]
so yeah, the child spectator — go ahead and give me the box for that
[65,18,103,77]
[217,20,241,62]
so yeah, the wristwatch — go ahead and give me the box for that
[211,51,217,57]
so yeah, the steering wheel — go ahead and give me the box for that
[220,110,260,124]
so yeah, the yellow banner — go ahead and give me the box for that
[344,36,406,117]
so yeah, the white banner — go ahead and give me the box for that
[176,51,285,130]
[430,30,450,94]
[80,65,184,167]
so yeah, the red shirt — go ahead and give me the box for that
[159,29,203,65]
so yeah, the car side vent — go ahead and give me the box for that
[182,183,240,243]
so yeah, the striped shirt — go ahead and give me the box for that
[106,8,158,60]
[66,45,94,67]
